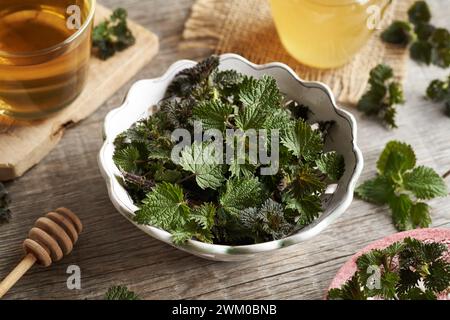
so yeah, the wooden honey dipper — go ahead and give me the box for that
[0,208,82,298]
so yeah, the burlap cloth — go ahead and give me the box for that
[182,0,413,105]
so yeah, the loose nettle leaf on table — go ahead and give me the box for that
[328,237,450,300]
[355,140,448,231]
[105,285,140,300]
[426,74,450,117]
[113,55,346,245]
[0,182,11,224]
[357,64,405,129]
[381,1,450,68]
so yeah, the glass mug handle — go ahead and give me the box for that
[366,0,393,31]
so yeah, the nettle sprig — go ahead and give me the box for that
[357,64,405,128]
[92,8,135,60]
[328,237,450,300]
[426,74,450,117]
[113,56,345,245]
[356,141,448,231]
[381,1,450,68]
[105,285,140,300]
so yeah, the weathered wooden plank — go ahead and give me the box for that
[0,0,449,300]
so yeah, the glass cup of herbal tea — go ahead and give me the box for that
[0,0,96,120]
[269,0,391,69]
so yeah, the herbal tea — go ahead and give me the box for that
[270,0,390,69]
[0,0,94,119]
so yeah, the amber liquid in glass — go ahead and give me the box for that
[0,0,92,119]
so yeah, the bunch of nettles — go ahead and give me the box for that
[113,56,345,245]
[426,74,450,117]
[357,64,405,128]
[356,141,447,231]
[328,237,450,300]
[381,1,450,68]
[92,8,135,60]
[0,182,11,225]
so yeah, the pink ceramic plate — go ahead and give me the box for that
[328,228,450,299]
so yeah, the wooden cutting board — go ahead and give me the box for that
[0,4,159,181]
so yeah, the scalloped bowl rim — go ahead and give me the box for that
[98,53,364,258]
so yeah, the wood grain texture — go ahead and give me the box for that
[0,4,159,181]
[0,0,449,300]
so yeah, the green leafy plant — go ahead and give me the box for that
[355,141,448,231]
[328,237,450,300]
[0,182,11,225]
[113,56,345,245]
[105,285,140,300]
[92,8,135,60]
[381,21,415,46]
[381,1,450,68]
[426,74,450,117]
[357,64,405,128]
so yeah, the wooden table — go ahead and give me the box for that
[1,0,449,300]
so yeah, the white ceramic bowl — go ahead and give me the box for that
[98,54,364,261]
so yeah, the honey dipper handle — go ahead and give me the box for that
[0,253,37,299]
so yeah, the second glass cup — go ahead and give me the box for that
[270,0,391,69]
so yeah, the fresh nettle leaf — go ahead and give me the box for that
[165,56,220,99]
[0,183,11,225]
[193,100,234,131]
[158,98,194,130]
[316,151,345,181]
[286,165,326,197]
[113,146,141,173]
[281,119,323,161]
[429,28,450,68]
[235,76,282,130]
[211,69,244,97]
[92,8,135,60]
[403,166,448,199]
[105,285,140,300]
[355,176,394,205]
[381,21,415,46]
[407,1,431,25]
[414,22,435,41]
[426,74,450,117]
[389,194,414,230]
[284,193,323,226]
[229,158,257,179]
[328,237,450,300]
[220,178,264,217]
[357,64,405,129]
[240,199,294,243]
[355,140,448,231]
[382,1,450,68]
[190,203,216,231]
[113,56,345,245]
[409,40,433,64]
[134,182,190,230]
[376,140,416,177]
[171,203,217,245]
[179,142,225,190]
[328,274,367,300]
[409,202,431,229]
